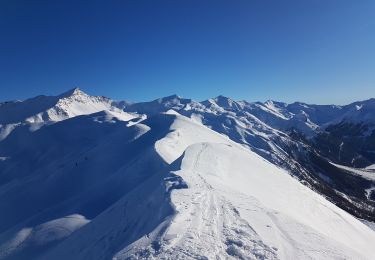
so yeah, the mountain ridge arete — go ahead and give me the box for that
[0,89,375,259]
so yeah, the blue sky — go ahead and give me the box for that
[1,0,374,104]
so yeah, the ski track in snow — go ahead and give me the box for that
[118,141,375,260]
[118,143,278,260]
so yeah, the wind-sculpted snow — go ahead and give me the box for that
[1,89,375,259]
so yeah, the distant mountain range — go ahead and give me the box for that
[0,88,374,259]
[123,92,375,221]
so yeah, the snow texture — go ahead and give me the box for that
[1,89,375,259]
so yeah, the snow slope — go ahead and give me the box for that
[124,94,375,223]
[1,90,375,259]
[119,138,375,259]
[0,111,371,259]
[0,110,160,260]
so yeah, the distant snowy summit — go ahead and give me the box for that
[0,87,117,123]
[0,89,375,260]
[0,88,127,141]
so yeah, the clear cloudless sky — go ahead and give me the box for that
[1,0,374,104]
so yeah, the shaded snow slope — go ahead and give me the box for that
[0,111,172,260]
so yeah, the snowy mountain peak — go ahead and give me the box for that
[214,95,234,105]
[156,94,184,104]
[0,88,126,141]
[59,87,86,98]
[201,95,243,111]
[162,94,181,100]
[124,94,196,115]
[264,99,287,107]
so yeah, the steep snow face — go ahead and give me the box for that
[0,88,134,141]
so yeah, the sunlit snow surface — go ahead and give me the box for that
[116,117,375,259]
[1,90,375,259]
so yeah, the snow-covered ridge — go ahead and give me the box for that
[1,89,375,259]
[1,110,371,259]
[124,94,375,135]
[2,89,374,142]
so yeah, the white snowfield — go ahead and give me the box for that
[1,92,375,259]
[116,114,375,260]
